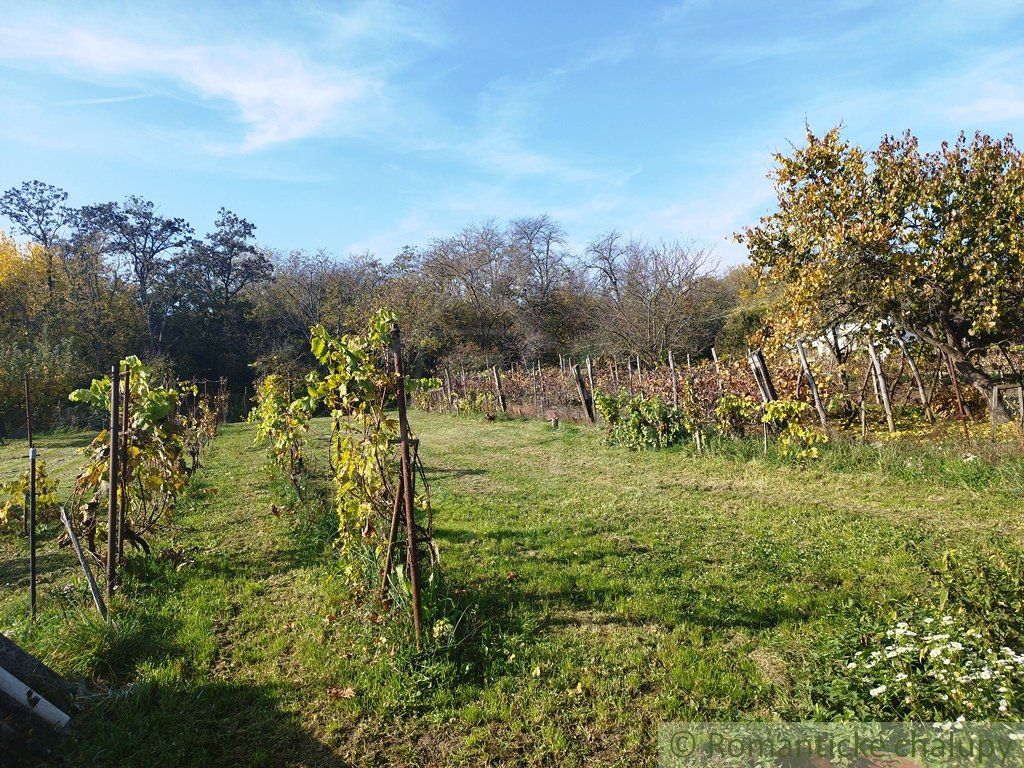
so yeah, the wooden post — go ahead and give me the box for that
[23,374,32,447]
[626,357,633,395]
[748,350,768,404]
[60,508,106,618]
[860,399,867,439]
[991,386,999,444]
[1019,385,1024,439]
[896,336,933,422]
[571,363,595,423]
[754,350,778,401]
[710,347,724,393]
[748,349,777,404]
[443,368,454,412]
[391,326,423,647]
[796,339,828,430]
[491,366,507,415]
[28,446,36,620]
[379,457,405,599]
[107,364,120,600]
[668,350,679,407]
[944,354,971,440]
[585,357,596,402]
[867,341,895,434]
[635,356,643,390]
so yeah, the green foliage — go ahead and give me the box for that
[714,392,759,437]
[409,376,442,410]
[0,459,58,530]
[306,310,399,564]
[762,398,829,461]
[68,356,195,541]
[455,390,495,416]
[248,374,309,487]
[594,391,690,449]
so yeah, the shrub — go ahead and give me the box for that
[814,551,1024,720]
[762,398,828,461]
[594,391,690,449]
[714,392,759,437]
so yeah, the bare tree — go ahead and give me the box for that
[585,232,717,361]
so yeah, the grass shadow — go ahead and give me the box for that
[60,680,343,767]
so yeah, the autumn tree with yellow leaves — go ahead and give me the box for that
[739,127,1024,402]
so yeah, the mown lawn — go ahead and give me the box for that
[1,414,1023,766]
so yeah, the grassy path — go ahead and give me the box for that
[1,414,1023,766]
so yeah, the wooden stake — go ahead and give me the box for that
[1019,385,1024,440]
[896,336,933,422]
[571,363,595,423]
[991,386,999,444]
[796,339,828,430]
[23,374,32,448]
[710,347,724,393]
[668,351,679,407]
[379,463,405,599]
[944,354,971,440]
[867,341,896,434]
[22,375,32,536]
[60,508,106,618]
[757,350,778,400]
[443,368,454,412]
[119,367,130,563]
[491,366,507,414]
[585,357,597,420]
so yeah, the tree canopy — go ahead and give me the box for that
[738,126,1024,395]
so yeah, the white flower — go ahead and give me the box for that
[895,673,908,681]
[870,685,888,697]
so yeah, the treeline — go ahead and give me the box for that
[0,183,751,433]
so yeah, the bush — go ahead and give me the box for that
[813,550,1024,720]
[762,398,828,461]
[594,391,690,449]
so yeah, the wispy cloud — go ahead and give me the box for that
[0,1,439,152]
[56,93,152,106]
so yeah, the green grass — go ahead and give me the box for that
[1,414,1023,766]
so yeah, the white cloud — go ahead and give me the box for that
[0,2,437,152]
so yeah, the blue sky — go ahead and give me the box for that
[1,1,1023,266]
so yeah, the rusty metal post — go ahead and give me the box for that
[119,367,130,562]
[22,374,32,536]
[28,445,36,619]
[392,326,423,646]
[107,365,120,600]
